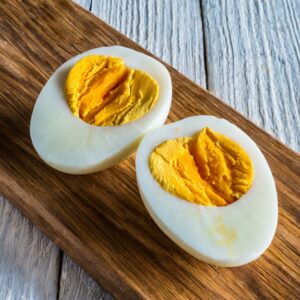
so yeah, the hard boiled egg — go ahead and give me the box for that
[136,116,278,267]
[30,46,172,174]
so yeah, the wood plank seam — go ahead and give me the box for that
[200,0,209,90]
[56,250,64,300]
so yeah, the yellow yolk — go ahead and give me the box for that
[65,55,159,126]
[149,127,254,206]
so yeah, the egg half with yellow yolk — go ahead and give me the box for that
[30,46,172,174]
[136,116,278,267]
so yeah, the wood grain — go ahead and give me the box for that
[202,0,300,152]
[86,0,206,86]
[0,197,60,300]
[0,0,299,299]
[59,254,113,300]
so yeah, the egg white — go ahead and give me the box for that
[30,46,172,174]
[136,116,278,267]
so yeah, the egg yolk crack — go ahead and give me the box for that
[65,55,159,126]
[149,128,254,206]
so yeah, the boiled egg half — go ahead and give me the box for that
[30,46,172,174]
[136,116,278,267]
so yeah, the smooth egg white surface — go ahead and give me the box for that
[136,116,278,267]
[30,46,172,174]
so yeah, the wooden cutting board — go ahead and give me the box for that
[1,0,299,299]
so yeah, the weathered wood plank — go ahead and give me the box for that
[78,0,206,86]
[59,255,113,300]
[202,0,300,152]
[0,196,60,300]
[61,1,206,298]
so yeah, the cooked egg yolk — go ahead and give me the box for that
[149,127,254,206]
[65,55,159,126]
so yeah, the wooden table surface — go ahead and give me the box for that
[0,0,299,299]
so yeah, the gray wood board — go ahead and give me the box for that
[1,0,299,299]
[0,196,60,300]
[59,255,113,300]
[202,0,300,152]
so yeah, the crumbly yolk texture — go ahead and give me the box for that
[65,55,159,126]
[149,127,254,206]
